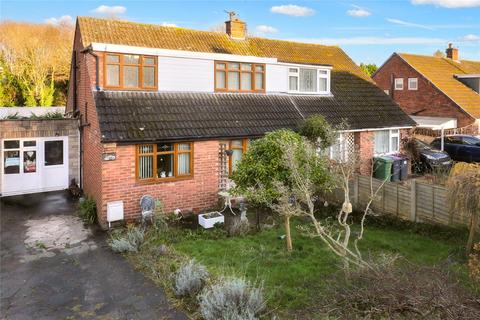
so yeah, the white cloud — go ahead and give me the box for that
[459,34,480,41]
[411,0,480,8]
[92,5,127,15]
[347,5,371,17]
[161,22,177,27]
[44,15,73,25]
[256,25,278,35]
[387,18,434,30]
[270,4,315,17]
[291,36,446,45]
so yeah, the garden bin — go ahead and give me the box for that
[390,155,403,182]
[373,156,393,181]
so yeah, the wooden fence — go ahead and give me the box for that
[329,175,469,228]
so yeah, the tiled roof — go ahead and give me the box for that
[398,53,480,118]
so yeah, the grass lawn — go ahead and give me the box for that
[126,213,472,319]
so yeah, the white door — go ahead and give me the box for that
[1,137,69,196]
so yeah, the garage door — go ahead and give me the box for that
[1,137,69,196]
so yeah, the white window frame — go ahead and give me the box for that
[288,67,331,95]
[374,129,400,155]
[394,78,404,90]
[408,78,418,90]
[328,133,348,162]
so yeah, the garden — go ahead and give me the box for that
[106,117,480,319]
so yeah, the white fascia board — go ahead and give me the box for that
[90,43,278,64]
[277,62,333,70]
[341,126,414,133]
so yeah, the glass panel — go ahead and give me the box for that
[23,140,36,147]
[228,72,240,90]
[231,140,243,148]
[106,55,119,63]
[124,66,139,87]
[216,71,226,89]
[124,54,140,64]
[241,63,252,71]
[177,153,191,175]
[319,70,328,75]
[289,76,298,91]
[241,72,252,90]
[143,57,155,65]
[177,143,191,151]
[106,65,120,86]
[289,68,298,73]
[4,150,20,174]
[143,66,155,87]
[216,63,226,70]
[157,143,174,152]
[4,140,19,149]
[374,131,390,154]
[139,155,153,179]
[391,136,399,152]
[255,65,264,72]
[44,140,64,166]
[319,77,327,92]
[255,73,263,90]
[299,68,317,92]
[231,149,243,172]
[229,63,240,70]
[157,153,174,178]
[23,151,36,173]
[139,144,154,154]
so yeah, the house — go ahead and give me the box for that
[66,14,415,227]
[372,44,480,134]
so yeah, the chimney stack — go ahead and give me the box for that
[446,43,459,61]
[225,11,246,40]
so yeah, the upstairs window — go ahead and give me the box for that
[394,78,404,90]
[104,53,157,90]
[289,67,330,94]
[215,61,265,92]
[408,78,418,90]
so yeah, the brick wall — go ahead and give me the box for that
[0,119,80,184]
[99,140,220,226]
[373,54,475,128]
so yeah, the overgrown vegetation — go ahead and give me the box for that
[77,196,97,224]
[173,259,209,297]
[109,225,145,253]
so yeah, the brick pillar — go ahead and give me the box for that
[355,131,374,175]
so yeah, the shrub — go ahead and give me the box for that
[109,225,145,253]
[173,259,209,297]
[77,196,97,224]
[198,277,266,320]
[298,115,337,149]
[227,218,250,237]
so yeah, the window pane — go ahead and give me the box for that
[319,77,327,92]
[255,65,264,72]
[24,140,36,147]
[229,63,240,70]
[289,76,298,91]
[216,63,226,70]
[4,150,20,174]
[289,68,298,73]
[124,54,140,64]
[178,143,191,151]
[319,70,328,75]
[231,149,243,172]
[216,71,226,89]
[374,131,389,154]
[124,66,139,87]
[157,153,174,178]
[139,144,154,154]
[106,55,119,63]
[391,136,399,152]
[23,151,36,173]
[228,72,240,90]
[178,153,191,175]
[157,143,174,152]
[44,140,64,166]
[4,140,19,149]
[241,63,252,71]
[106,65,120,86]
[143,57,155,65]
[299,68,317,92]
[231,140,243,148]
[255,73,263,90]
[143,66,155,87]
[139,155,153,179]
[241,72,252,90]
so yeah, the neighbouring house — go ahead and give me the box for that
[66,14,415,227]
[373,44,480,134]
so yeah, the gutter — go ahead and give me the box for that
[80,45,100,91]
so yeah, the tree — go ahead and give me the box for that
[359,63,378,77]
[447,163,480,255]
[433,50,445,58]
[299,115,338,149]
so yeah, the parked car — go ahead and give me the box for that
[431,135,480,163]
[404,138,453,173]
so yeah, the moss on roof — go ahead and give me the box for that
[398,53,480,118]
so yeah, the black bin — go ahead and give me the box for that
[399,156,409,181]
[390,156,402,182]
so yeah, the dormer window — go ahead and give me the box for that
[215,61,265,92]
[104,53,157,90]
[288,66,330,94]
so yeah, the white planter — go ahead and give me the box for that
[198,212,224,229]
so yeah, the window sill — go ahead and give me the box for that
[287,91,333,96]
[136,175,194,185]
[102,87,158,91]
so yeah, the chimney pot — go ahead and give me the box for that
[225,11,246,40]
[446,43,459,61]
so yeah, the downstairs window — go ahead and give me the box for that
[374,130,400,155]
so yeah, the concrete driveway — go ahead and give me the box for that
[0,191,186,320]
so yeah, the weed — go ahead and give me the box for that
[77,197,96,224]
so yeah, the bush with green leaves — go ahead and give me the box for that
[173,259,209,297]
[298,115,338,149]
[198,277,266,320]
[109,225,145,253]
[77,196,97,224]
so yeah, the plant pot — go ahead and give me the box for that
[198,212,225,229]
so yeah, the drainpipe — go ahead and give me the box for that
[80,45,100,91]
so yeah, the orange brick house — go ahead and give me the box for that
[372,45,480,134]
[67,15,415,227]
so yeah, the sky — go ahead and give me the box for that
[1,0,479,65]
